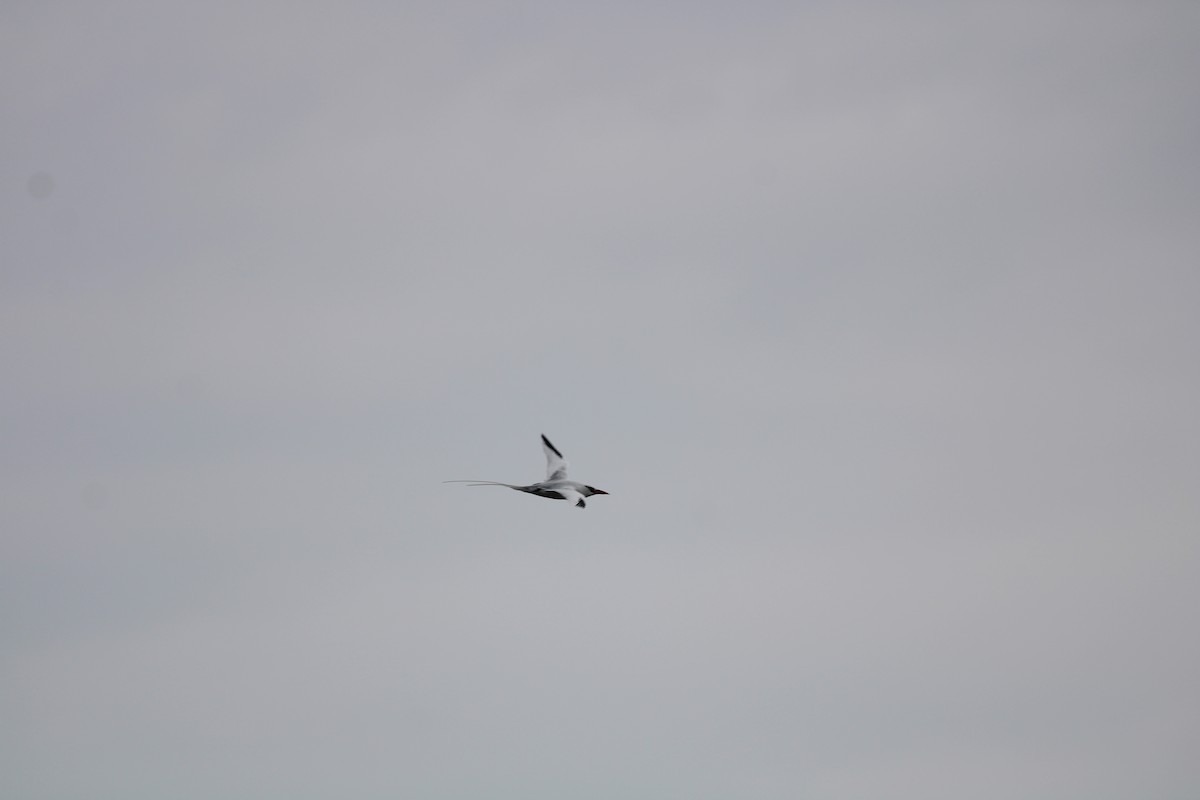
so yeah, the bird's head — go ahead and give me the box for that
[584,486,609,497]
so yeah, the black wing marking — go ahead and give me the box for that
[541,434,564,460]
[541,434,569,481]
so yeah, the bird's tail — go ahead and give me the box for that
[442,480,524,489]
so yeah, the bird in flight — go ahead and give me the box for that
[445,434,609,508]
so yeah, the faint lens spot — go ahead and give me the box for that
[28,172,56,200]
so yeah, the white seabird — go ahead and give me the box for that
[445,434,609,508]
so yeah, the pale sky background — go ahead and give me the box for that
[3,3,1199,798]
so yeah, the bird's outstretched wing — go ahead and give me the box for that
[541,434,569,481]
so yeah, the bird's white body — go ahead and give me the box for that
[445,435,609,508]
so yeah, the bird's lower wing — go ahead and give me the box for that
[557,487,586,508]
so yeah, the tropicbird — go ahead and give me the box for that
[445,434,609,508]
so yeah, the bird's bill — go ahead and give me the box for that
[592,489,609,495]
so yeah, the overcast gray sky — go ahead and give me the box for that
[3,2,1199,798]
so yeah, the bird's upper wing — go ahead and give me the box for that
[541,434,569,481]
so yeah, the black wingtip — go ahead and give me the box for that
[541,433,564,459]
[576,498,586,508]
